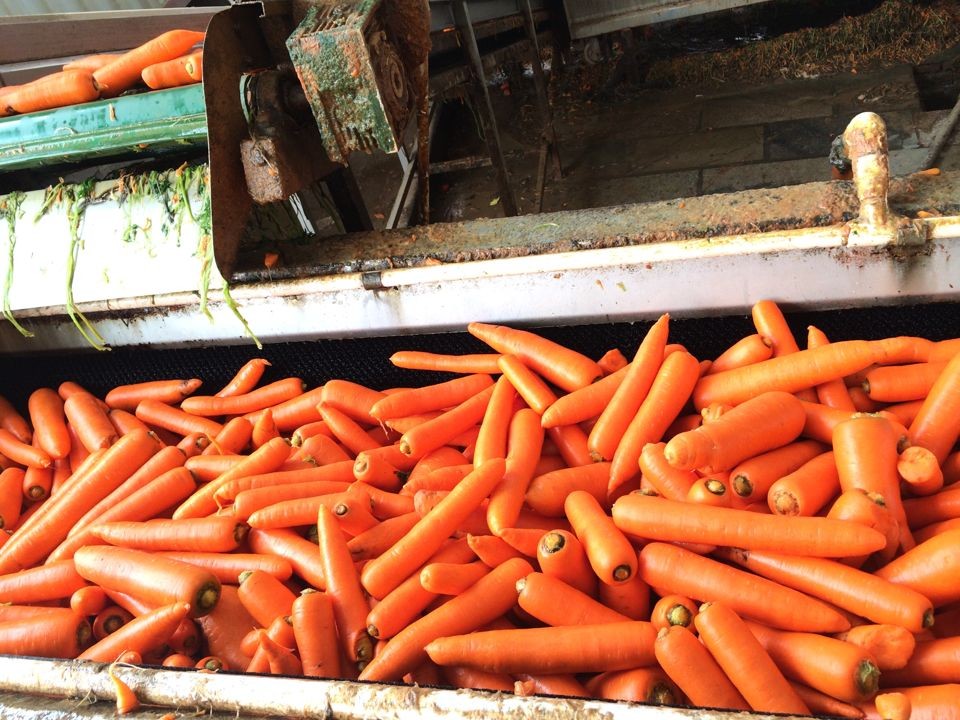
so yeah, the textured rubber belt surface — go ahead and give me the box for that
[1,302,958,408]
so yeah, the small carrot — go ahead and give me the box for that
[74,545,220,617]
[28,388,70,460]
[768,450,840,517]
[237,568,297,628]
[524,462,609,518]
[162,653,196,668]
[598,349,634,372]
[875,528,960,607]
[608,350,701,492]
[497,354,557,415]
[424,620,656,675]
[80,601,192,663]
[360,556,533,681]
[250,408,279,449]
[517,572,629,626]
[709,333,774,374]
[873,692,912,720]
[540,366,627,429]
[687,475,732,506]
[837,624,916,671]
[486,407,541,534]
[514,673,589,698]
[92,605,133,639]
[651,594,699,631]
[637,442,697,500]
[214,358,270,398]
[536,529,596,597]
[565,490,636,585]
[908,352,960,463]
[389,351,503,374]
[247,528,326,591]
[0,429,51,469]
[655,624,750,710]
[64,391,119,452]
[70,585,108,617]
[142,49,203,89]
[94,29,205,97]
[136,398,222,439]
[586,667,679,705]
[751,299,801,356]
[903,487,960,529]
[729,439,826,505]
[613,492,885,559]
[419,560,489,595]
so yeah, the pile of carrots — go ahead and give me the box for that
[0,300,958,719]
[0,29,204,118]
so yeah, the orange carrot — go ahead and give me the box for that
[517,571,629,626]
[91,516,247,553]
[719,547,933,632]
[142,49,203,89]
[74,546,220,617]
[655,625,750,710]
[28,388,70,460]
[250,408,279,449]
[588,314,669,462]
[105,379,202,412]
[136,399,222,439]
[565,490,636,585]
[687,475,732,506]
[193,585,254,672]
[536,529,596,597]
[728,439,825,504]
[637,442,697,500]
[828,488,899,568]
[651,593,699,631]
[767,450,840,517]
[608,350,701,492]
[94,29,205,97]
[372,374,494,423]
[181,378,304,418]
[0,429,50,469]
[64,391,119,452]
[545,424,593,468]
[424,620,656,675]
[467,322,602,392]
[291,589,341,679]
[807,326,857,409]
[247,528,326,591]
[899,445,944,497]
[524,462,609,518]
[389,351,503,374]
[665,390,806,473]
[0,468,22,530]
[63,53,122,72]
[0,610,91,659]
[71,585,108,617]
[614,492,885,558]
[5,70,99,114]
[837,624,916,671]
[586,667,679,705]
[486,407,542,534]
[709,333,774,374]
[80,602,192,663]
[908,351,960,463]
[92,604,134,640]
[875,528,960,607]
[0,559,87,603]
[639,542,849,632]
[397,385,494,459]
[873,692,912,720]
[514,673,590,698]
[864,361,947,403]
[215,358,271,398]
[360,556,533,681]
[419,560,489,595]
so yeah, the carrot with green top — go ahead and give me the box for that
[693,339,880,409]
[639,542,849,632]
[468,322,602,392]
[389,351,503,374]
[424,620,656,675]
[718,547,933,632]
[875,528,960,607]
[75,545,220,617]
[94,29,205,97]
[655,625,750,711]
[518,571,628,626]
[767,450,839,517]
[588,313,669,462]
[419,560,489,595]
[0,610,91,659]
[360,556,533,681]
[540,366,627,429]
[834,413,914,552]
[665,390,806,473]
[537,529,596,597]
[0,428,161,574]
[365,538,474,640]
[609,350,701,492]
[28,388,70,459]
[728,439,825,504]
[173,436,289,519]
[695,602,810,714]
[614,492,885,558]
[564,490,635,585]
[361,458,503,599]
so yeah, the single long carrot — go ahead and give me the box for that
[389,351,503,374]
[497,355,556,415]
[63,53,122,72]
[419,560,489,595]
[909,351,960,464]
[693,339,880,409]
[317,504,372,665]
[486,407,542,534]
[94,29,205,97]
[695,602,810,714]
[467,322,602,392]
[142,49,203,89]
[215,358,270,398]
[136,399,222,439]
[654,625,750,711]
[540,366,627,429]
[613,492,885,558]
[372,374,493,422]
[181,378,304,418]
[106,379,202,412]
[638,542,850,633]
[864,361,946,403]
[0,429,51,469]
[397,385,494,458]
[0,559,87,604]
[247,528,326,590]
[79,601,191,662]
[588,313,669,462]
[291,589,341,679]
[91,516,247,553]
[718,547,934,633]
[880,637,960,687]
[565,490,636,585]
[807,325,857,409]
[5,70,100,114]
[729,439,825,505]
[664,390,806,473]
[609,350,701,492]
[360,556,533,681]
[424,620,657,675]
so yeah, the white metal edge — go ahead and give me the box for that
[564,0,775,38]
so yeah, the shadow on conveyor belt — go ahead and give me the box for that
[1,302,958,408]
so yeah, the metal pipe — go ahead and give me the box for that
[843,111,892,231]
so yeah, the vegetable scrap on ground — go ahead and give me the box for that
[0,29,204,118]
[0,300,958,718]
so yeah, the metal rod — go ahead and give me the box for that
[324,166,374,232]
[519,0,563,181]
[922,91,960,171]
[430,155,493,174]
[451,0,519,216]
